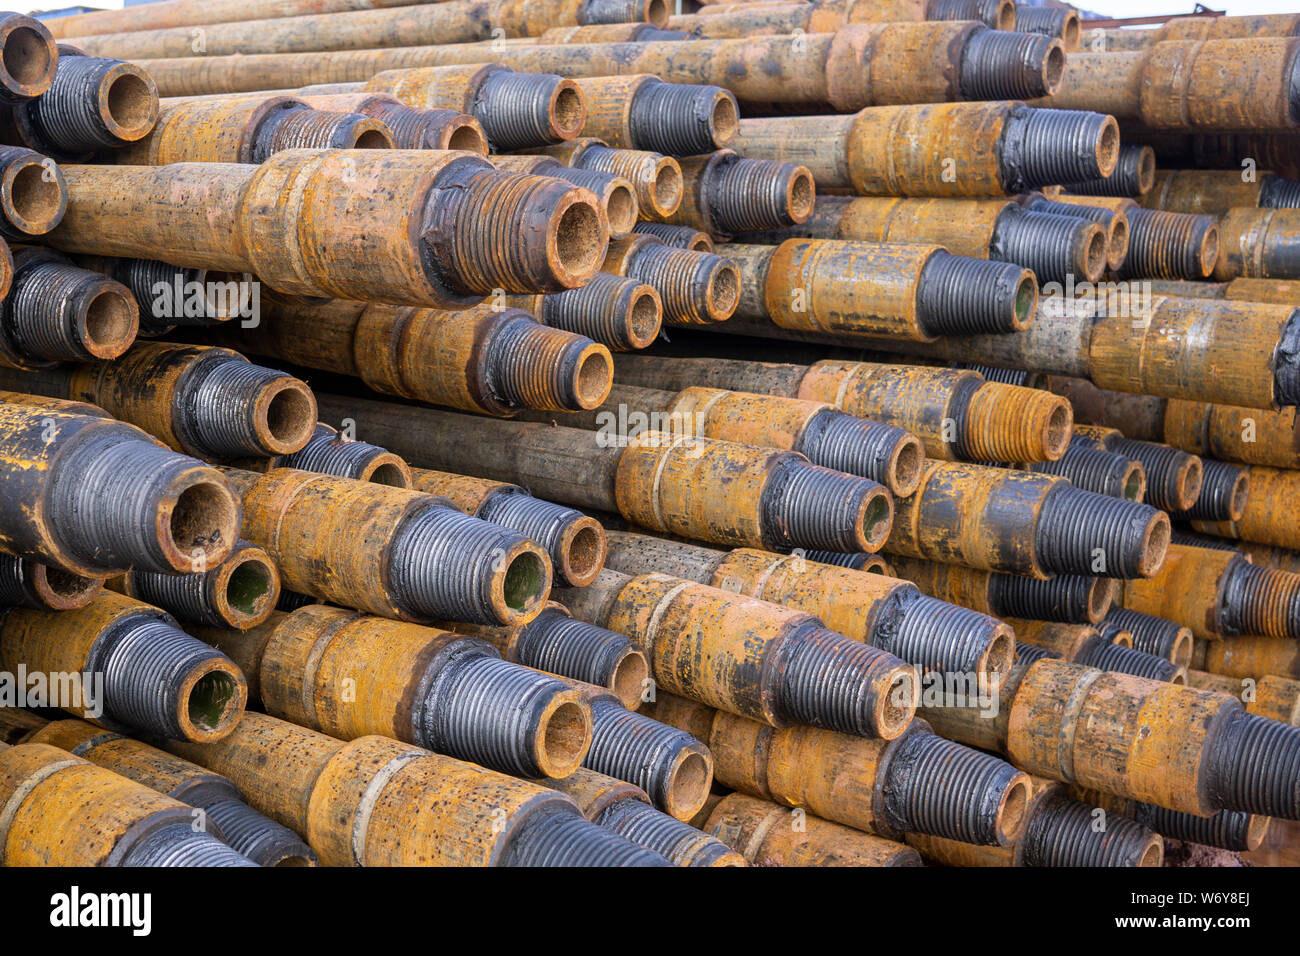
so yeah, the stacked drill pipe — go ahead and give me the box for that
[60,0,669,60]
[504,273,663,352]
[1073,785,1270,856]
[601,530,1016,680]
[1099,607,1194,668]
[0,14,58,106]
[1195,634,1300,684]
[165,711,669,865]
[40,149,608,307]
[210,295,614,415]
[1031,36,1300,132]
[217,465,553,626]
[6,714,317,866]
[650,691,1031,846]
[0,400,242,577]
[906,778,1164,867]
[609,355,1074,464]
[687,0,1014,28]
[550,75,736,155]
[920,655,1300,821]
[1050,194,1219,280]
[523,139,683,221]
[243,422,412,487]
[110,539,281,631]
[1010,4,1078,50]
[1140,169,1300,215]
[43,0,451,37]
[0,553,103,612]
[0,145,69,242]
[0,248,138,370]
[633,222,713,252]
[666,0,1014,37]
[76,255,252,336]
[193,604,596,779]
[1024,432,1147,502]
[515,381,926,496]
[0,591,247,742]
[292,91,487,152]
[543,768,745,866]
[315,393,896,556]
[887,555,1117,626]
[533,23,687,44]
[739,195,1109,286]
[491,152,638,237]
[1065,425,1203,513]
[0,342,319,462]
[408,468,606,587]
[1008,619,1186,684]
[1121,128,1300,181]
[1061,144,1157,198]
[1212,207,1300,282]
[600,234,738,326]
[1018,193,1129,272]
[1187,670,1300,728]
[131,23,1066,105]
[6,49,159,160]
[0,742,255,866]
[1178,467,1300,553]
[551,566,919,739]
[731,103,1117,199]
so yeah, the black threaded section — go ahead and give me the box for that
[107,258,224,335]
[1021,794,1159,867]
[956,362,1041,387]
[126,540,261,628]
[595,799,734,866]
[1118,207,1217,280]
[540,273,657,350]
[480,488,588,578]
[776,625,906,736]
[579,0,651,24]
[798,409,910,486]
[871,591,1004,675]
[1064,145,1153,197]
[1170,459,1247,522]
[1075,638,1183,682]
[1275,311,1300,407]
[388,504,542,624]
[991,572,1108,624]
[882,729,1024,845]
[90,614,236,739]
[0,554,87,610]
[547,163,624,203]
[275,588,316,612]
[761,457,885,552]
[1014,6,1072,38]
[514,608,636,689]
[959,28,1058,101]
[622,242,725,325]
[633,222,709,250]
[927,0,1006,27]
[2,255,133,362]
[1261,174,1300,209]
[172,353,299,460]
[121,823,257,867]
[17,56,150,155]
[1035,483,1163,578]
[421,649,574,777]
[487,313,601,411]
[476,70,567,150]
[366,102,436,149]
[503,807,671,866]
[801,550,877,570]
[1015,641,1061,664]
[999,107,1113,193]
[49,431,221,574]
[1024,195,1114,228]
[203,799,317,866]
[1030,446,1140,499]
[1101,608,1187,661]
[916,251,1030,336]
[1109,438,1199,512]
[278,425,395,482]
[253,108,379,161]
[1220,559,1300,640]
[1207,709,1300,818]
[586,699,706,811]
[989,206,1096,285]
[1132,803,1259,852]
[629,80,734,156]
[706,155,806,235]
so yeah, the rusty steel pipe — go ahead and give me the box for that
[0,553,103,611]
[1100,608,1193,668]
[76,256,252,336]
[601,234,737,326]
[0,146,67,241]
[0,15,58,105]
[296,90,487,152]
[491,153,637,237]
[525,138,682,219]
[505,273,662,352]
[564,75,737,154]
[1020,194,1129,272]
[642,149,813,237]
[1062,144,1157,198]
[633,221,712,252]
[247,422,412,487]
[1010,619,1186,683]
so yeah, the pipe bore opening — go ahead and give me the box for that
[502,550,547,613]
[862,556,889,574]
[1229,472,1250,519]
[352,126,392,149]
[710,94,739,145]
[653,162,683,215]
[1043,402,1072,459]
[610,649,649,707]
[891,438,924,497]
[540,699,589,772]
[7,161,64,232]
[1136,149,1156,193]
[994,0,1015,30]
[261,384,316,452]
[82,289,136,358]
[1088,578,1117,623]
[187,669,242,735]
[554,200,604,280]
[1197,225,1220,276]
[2,27,52,88]
[1179,460,1204,509]
[563,521,606,584]
[1170,631,1193,668]
[1108,217,1130,264]
[880,669,918,736]
[669,751,711,818]
[1140,514,1171,578]
[984,630,1016,677]
[574,348,612,409]
[552,84,584,138]
[274,855,316,868]
[1012,273,1037,328]
[605,183,637,236]
[1042,43,1066,95]
[41,566,100,607]
[168,481,239,563]
[1169,668,1188,686]
[997,777,1031,844]
[447,123,487,154]
[627,288,662,346]
[707,263,740,319]
[1123,465,1145,501]
[860,492,893,549]
[1061,13,1081,51]
[1246,813,1271,851]
[224,560,274,617]
[366,461,410,487]
[788,169,815,223]
[105,72,156,138]
[203,271,251,320]
[644,0,670,28]
[1084,226,1107,280]
[1138,841,1164,867]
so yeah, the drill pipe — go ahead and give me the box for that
[504,272,663,352]
[0,553,103,611]
[112,539,281,631]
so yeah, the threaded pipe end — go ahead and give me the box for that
[203,799,318,866]
[883,729,1029,845]
[1063,144,1157,197]
[1109,437,1202,512]
[959,29,1064,102]
[277,424,409,486]
[798,408,918,491]
[388,504,550,625]
[1075,637,1184,682]
[539,273,662,351]
[915,251,1035,337]
[1275,310,1300,407]
[927,0,1010,28]
[991,572,1116,624]
[362,102,446,150]
[106,258,221,335]
[488,313,612,411]
[594,798,737,866]
[1013,6,1077,43]
[579,144,682,219]
[16,55,157,156]
[1119,207,1219,280]
[546,163,638,236]
[801,550,881,571]
[1036,483,1169,578]
[761,457,892,553]
[1101,608,1192,665]
[1021,794,1163,866]
[579,0,664,27]
[1132,803,1263,852]
[1031,445,1146,499]
[514,608,646,697]
[633,221,713,252]
[999,107,1118,194]
[0,144,66,239]
[990,205,1105,285]
[2,253,136,362]
[121,823,256,867]
[479,492,607,587]
[628,80,738,155]
[254,107,390,161]
[1015,641,1060,665]
[89,613,245,741]
[476,70,579,150]
[705,155,814,235]
[1261,173,1300,209]
[174,352,316,460]
[776,624,916,738]
[1207,709,1300,819]
[962,380,1072,462]
[503,807,671,866]
[125,539,277,630]
[1221,558,1300,640]
[622,241,737,325]
[872,591,1014,678]
[1169,458,1249,523]
[587,698,711,818]
[0,553,101,611]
